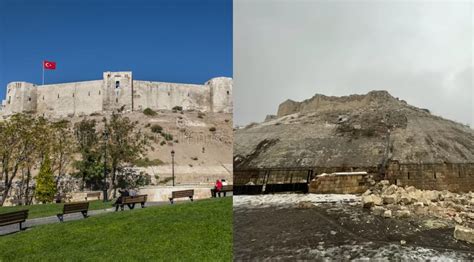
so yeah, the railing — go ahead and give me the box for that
[233,168,314,195]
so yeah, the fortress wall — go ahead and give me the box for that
[1,72,233,117]
[387,161,474,192]
[37,80,103,118]
[133,80,210,112]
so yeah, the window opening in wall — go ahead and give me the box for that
[115,81,120,88]
[227,91,230,95]
[72,93,75,98]
[407,172,410,180]
[88,92,90,96]
[42,96,44,100]
[28,97,31,102]
[8,96,11,104]
[433,172,437,179]
[57,94,60,99]
[168,92,171,96]
[116,98,118,103]
[99,90,101,95]
[458,170,461,178]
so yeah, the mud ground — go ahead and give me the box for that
[234,203,474,261]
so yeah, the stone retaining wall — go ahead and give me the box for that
[309,173,369,194]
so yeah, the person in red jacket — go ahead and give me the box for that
[214,179,223,197]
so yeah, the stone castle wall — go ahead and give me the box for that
[386,161,474,192]
[0,71,232,118]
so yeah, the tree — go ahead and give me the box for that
[35,153,56,203]
[73,118,100,190]
[104,112,148,198]
[50,120,75,191]
[0,114,36,206]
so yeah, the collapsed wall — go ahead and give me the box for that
[0,72,233,118]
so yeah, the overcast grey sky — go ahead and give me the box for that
[234,0,473,127]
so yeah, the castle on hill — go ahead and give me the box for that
[0,71,232,118]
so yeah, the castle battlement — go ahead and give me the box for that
[0,71,232,118]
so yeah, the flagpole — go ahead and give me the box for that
[42,61,44,86]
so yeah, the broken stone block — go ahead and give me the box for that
[371,206,386,216]
[395,210,411,218]
[400,196,411,205]
[383,210,392,218]
[362,195,375,208]
[382,194,397,204]
[362,189,371,196]
[454,225,474,244]
[380,180,390,186]
[405,186,416,193]
[372,195,383,206]
[383,184,398,195]
[423,191,439,202]
[362,194,382,208]
[454,215,463,224]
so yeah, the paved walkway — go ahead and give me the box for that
[0,201,171,236]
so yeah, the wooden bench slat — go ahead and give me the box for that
[59,202,90,220]
[122,195,147,204]
[169,190,194,204]
[0,210,28,229]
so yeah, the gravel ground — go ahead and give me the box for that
[234,194,474,261]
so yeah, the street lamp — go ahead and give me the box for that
[103,130,109,202]
[171,150,175,186]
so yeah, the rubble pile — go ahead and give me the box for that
[362,180,474,228]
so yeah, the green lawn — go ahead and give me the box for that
[0,200,114,219]
[0,198,232,261]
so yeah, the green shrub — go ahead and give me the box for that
[172,106,183,111]
[35,154,57,203]
[134,157,164,167]
[151,124,163,133]
[143,108,157,116]
[161,132,173,141]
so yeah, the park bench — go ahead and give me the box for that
[57,202,89,222]
[115,195,148,211]
[85,192,101,201]
[211,185,233,197]
[169,189,194,204]
[0,210,29,231]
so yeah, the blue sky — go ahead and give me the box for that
[0,0,232,100]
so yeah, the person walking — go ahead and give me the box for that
[214,179,223,198]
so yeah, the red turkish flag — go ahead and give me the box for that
[43,61,56,70]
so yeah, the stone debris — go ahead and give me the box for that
[383,210,392,218]
[362,181,474,229]
[297,201,314,209]
[454,225,474,244]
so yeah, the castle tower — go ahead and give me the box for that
[102,71,133,112]
[2,82,38,115]
[207,77,233,113]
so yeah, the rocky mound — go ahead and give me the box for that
[234,91,474,169]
